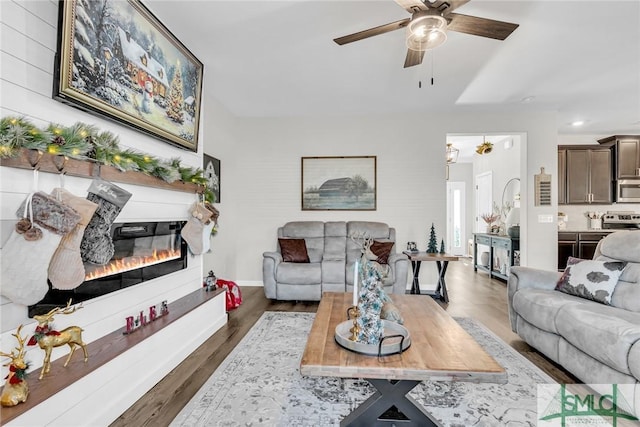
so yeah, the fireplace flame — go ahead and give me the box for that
[84,249,181,281]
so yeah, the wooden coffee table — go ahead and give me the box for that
[300,292,506,426]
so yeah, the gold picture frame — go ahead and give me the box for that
[53,0,203,151]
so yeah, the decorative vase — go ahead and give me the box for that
[507,225,520,238]
[480,252,490,267]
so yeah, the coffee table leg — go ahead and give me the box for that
[340,379,442,427]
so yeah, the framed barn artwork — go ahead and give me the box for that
[301,156,377,211]
[203,154,220,203]
[53,0,203,152]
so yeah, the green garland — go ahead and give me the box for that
[0,116,215,202]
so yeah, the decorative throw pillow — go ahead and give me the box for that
[278,238,310,263]
[370,241,394,264]
[555,257,627,305]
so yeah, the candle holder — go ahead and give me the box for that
[347,305,360,341]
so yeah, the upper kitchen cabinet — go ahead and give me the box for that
[598,135,640,179]
[561,146,613,204]
[558,149,566,205]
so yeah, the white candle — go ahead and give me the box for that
[353,259,359,306]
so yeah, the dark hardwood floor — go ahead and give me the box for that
[110,258,575,427]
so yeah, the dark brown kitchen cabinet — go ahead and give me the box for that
[558,232,610,270]
[565,147,612,204]
[578,232,609,259]
[598,135,640,179]
[558,149,566,205]
[558,232,577,270]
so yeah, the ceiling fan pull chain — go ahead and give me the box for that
[431,52,435,86]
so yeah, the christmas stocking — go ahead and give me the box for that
[201,202,219,253]
[181,202,212,255]
[48,188,98,290]
[80,179,132,265]
[1,192,80,306]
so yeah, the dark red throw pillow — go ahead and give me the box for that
[278,238,310,263]
[370,241,394,264]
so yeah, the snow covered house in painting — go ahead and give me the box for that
[113,27,170,100]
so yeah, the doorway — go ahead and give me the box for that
[476,171,493,233]
[446,182,466,256]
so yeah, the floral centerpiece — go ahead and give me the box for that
[481,212,500,234]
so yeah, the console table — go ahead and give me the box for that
[473,233,520,281]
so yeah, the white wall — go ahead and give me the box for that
[204,111,557,288]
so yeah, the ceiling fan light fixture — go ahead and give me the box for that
[406,27,447,51]
[406,13,447,51]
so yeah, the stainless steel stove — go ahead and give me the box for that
[602,211,640,229]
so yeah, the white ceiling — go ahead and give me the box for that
[146,0,640,136]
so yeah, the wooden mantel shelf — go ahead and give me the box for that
[0,149,203,194]
[0,287,224,425]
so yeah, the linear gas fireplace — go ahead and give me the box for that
[29,221,187,317]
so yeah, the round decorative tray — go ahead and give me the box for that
[334,320,411,356]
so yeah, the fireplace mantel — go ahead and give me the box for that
[0,149,203,194]
[1,288,226,425]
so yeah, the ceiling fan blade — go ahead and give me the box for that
[404,49,425,68]
[334,18,410,45]
[447,13,519,40]
[394,0,427,13]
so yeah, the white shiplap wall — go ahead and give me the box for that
[0,1,225,424]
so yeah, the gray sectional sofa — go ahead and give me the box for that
[508,230,640,416]
[262,221,409,301]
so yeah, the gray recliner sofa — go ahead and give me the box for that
[508,230,640,416]
[262,221,409,301]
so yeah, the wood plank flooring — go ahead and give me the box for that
[110,258,576,427]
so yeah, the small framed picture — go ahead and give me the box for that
[203,154,220,202]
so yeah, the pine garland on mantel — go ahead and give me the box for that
[0,116,215,202]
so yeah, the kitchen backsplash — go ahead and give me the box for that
[558,204,640,231]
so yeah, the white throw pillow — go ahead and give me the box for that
[556,257,627,305]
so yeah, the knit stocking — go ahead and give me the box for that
[201,202,219,253]
[48,188,98,290]
[1,192,80,305]
[181,202,212,255]
[80,179,132,265]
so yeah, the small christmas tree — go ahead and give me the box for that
[166,62,185,123]
[440,239,445,253]
[426,223,438,253]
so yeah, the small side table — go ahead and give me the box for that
[402,251,459,303]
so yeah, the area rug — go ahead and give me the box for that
[170,312,555,427]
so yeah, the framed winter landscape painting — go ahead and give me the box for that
[301,156,377,211]
[53,0,203,151]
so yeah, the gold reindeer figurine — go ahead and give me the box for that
[30,300,88,380]
[1,325,29,407]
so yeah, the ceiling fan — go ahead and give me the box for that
[334,0,519,68]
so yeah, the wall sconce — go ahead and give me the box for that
[446,143,459,164]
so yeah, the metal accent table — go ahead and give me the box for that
[402,251,459,303]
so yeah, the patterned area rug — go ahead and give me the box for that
[171,312,555,427]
